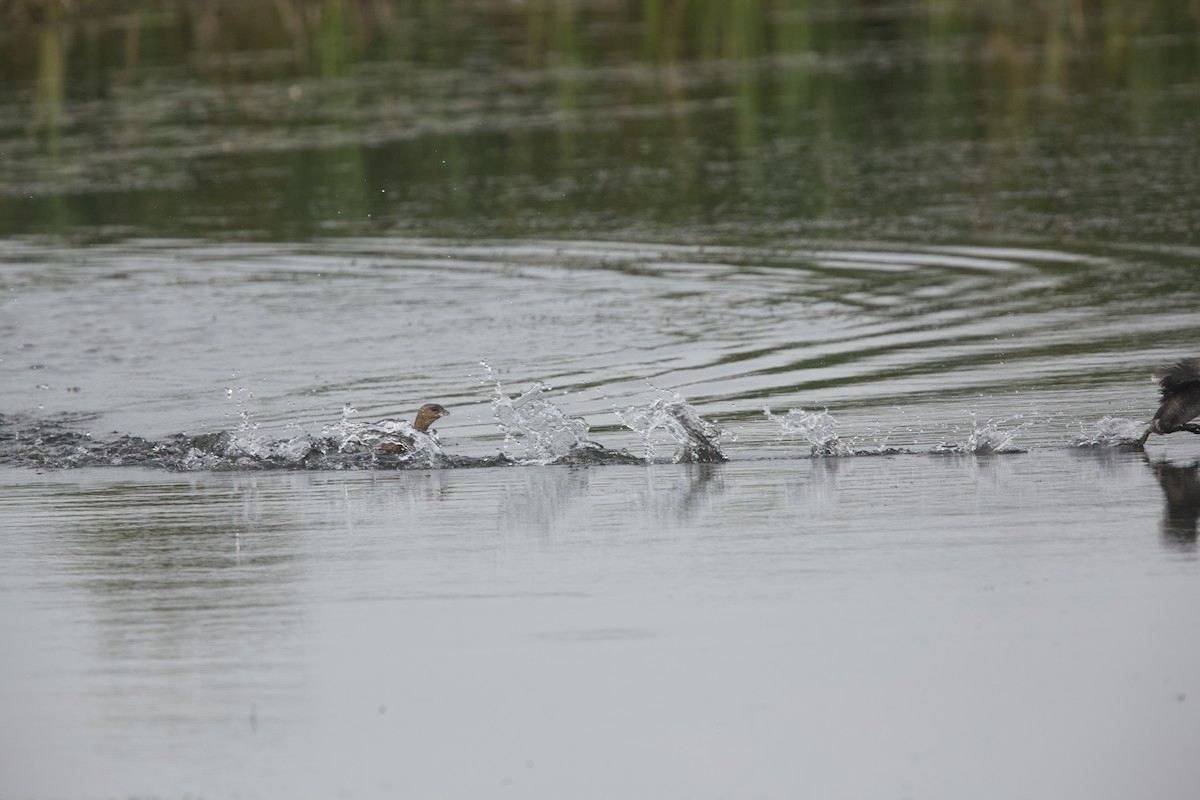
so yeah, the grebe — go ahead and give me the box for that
[379,403,449,454]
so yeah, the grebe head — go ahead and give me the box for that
[413,403,450,433]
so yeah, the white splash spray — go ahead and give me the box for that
[617,393,726,463]
[765,406,852,457]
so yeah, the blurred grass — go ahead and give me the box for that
[2,0,1198,242]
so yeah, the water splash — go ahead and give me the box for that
[765,406,852,457]
[1069,415,1147,448]
[481,370,642,465]
[617,393,726,463]
[1,410,476,472]
[931,416,1026,454]
[317,402,447,468]
[223,380,259,433]
[489,380,593,463]
[176,429,319,471]
[199,379,291,465]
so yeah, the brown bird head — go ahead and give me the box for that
[412,403,450,433]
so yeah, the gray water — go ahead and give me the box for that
[2,453,1199,799]
[1,237,1194,460]
[4,2,1200,798]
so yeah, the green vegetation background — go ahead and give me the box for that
[2,0,1198,242]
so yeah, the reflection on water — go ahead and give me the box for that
[0,473,313,779]
[497,466,594,541]
[3,451,1200,798]
[1150,459,1200,550]
[53,477,306,671]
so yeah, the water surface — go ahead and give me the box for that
[0,236,1194,463]
[2,453,1199,799]
[3,2,1200,798]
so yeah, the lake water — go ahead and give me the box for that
[3,2,1200,798]
[1,454,1199,799]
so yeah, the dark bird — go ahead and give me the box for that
[379,403,450,454]
[1138,359,1200,447]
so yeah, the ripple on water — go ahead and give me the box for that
[0,237,1190,467]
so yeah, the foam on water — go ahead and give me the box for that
[1069,415,1148,448]
[175,429,321,471]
